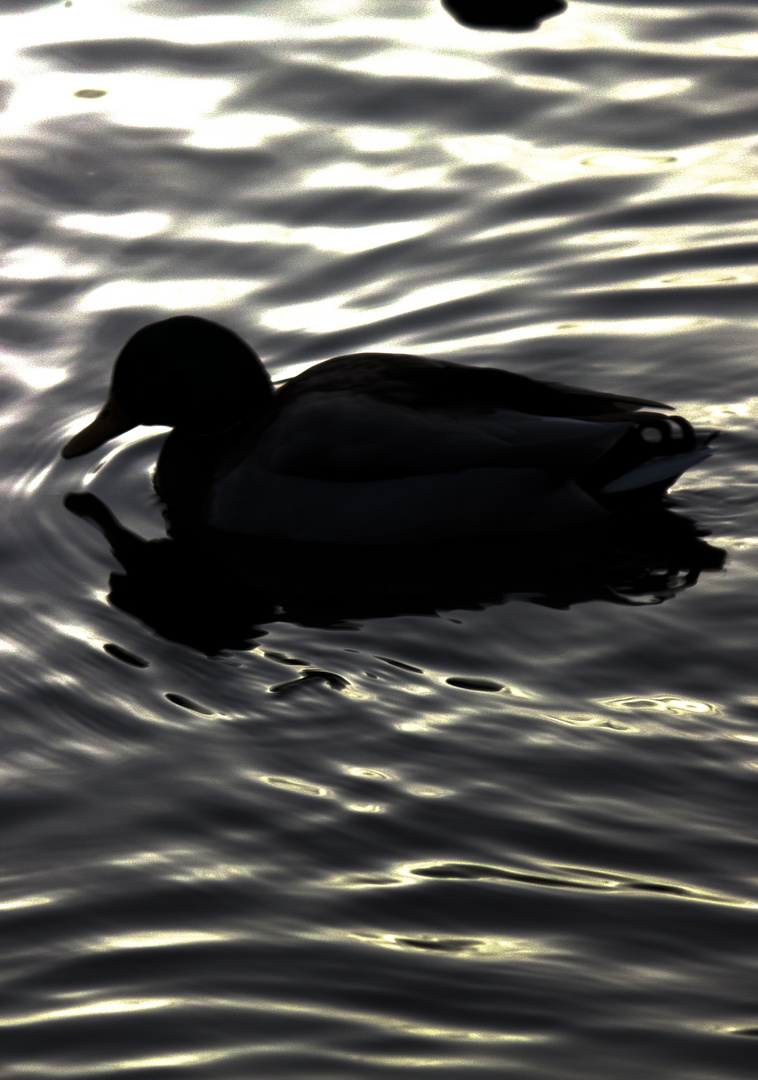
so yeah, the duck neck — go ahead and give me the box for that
[154,411,256,523]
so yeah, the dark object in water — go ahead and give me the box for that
[61,315,715,544]
[441,0,567,30]
[65,492,724,655]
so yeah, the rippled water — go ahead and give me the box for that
[3,0,758,1075]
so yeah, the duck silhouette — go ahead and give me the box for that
[62,316,715,546]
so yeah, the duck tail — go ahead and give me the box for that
[599,446,714,497]
[579,414,716,500]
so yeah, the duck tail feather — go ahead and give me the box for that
[600,448,713,496]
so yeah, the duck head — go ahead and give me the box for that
[62,315,273,458]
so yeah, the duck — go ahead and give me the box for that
[62,315,714,545]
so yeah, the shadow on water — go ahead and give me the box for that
[65,492,724,656]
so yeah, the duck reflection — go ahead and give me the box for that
[441,0,567,31]
[65,493,724,656]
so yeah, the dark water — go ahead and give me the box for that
[3,0,758,1075]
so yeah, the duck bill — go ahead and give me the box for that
[62,393,137,458]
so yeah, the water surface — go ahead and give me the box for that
[2,1,758,1076]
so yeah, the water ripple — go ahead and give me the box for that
[2,1,758,1076]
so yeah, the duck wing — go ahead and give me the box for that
[252,390,632,482]
[275,353,671,418]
